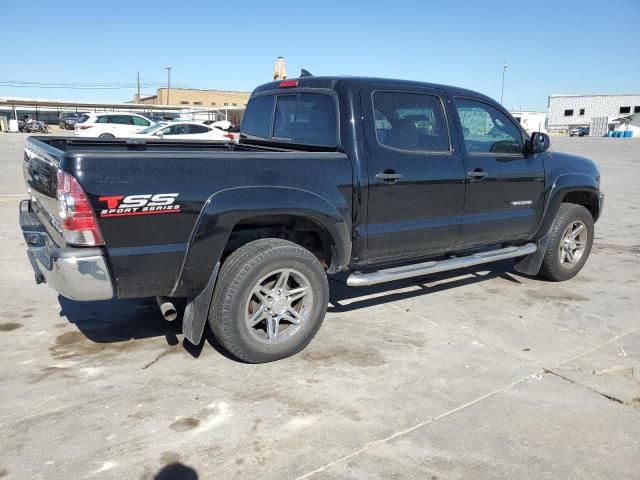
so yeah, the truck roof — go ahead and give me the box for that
[251,75,496,104]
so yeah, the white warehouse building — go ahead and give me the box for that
[547,94,640,135]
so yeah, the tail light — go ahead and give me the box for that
[223,133,235,140]
[78,125,93,130]
[56,170,104,246]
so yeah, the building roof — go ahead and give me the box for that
[550,93,640,98]
[0,96,185,111]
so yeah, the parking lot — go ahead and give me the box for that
[0,133,638,479]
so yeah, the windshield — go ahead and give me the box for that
[137,124,164,134]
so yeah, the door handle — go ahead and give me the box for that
[376,172,403,183]
[468,169,488,180]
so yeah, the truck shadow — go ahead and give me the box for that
[58,296,182,345]
[328,259,526,313]
[57,259,528,357]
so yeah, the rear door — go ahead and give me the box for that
[110,115,135,136]
[186,124,216,139]
[361,86,466,262]
[453,97,545,246]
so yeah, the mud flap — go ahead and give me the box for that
[513,230,551,276]
[182,262,220,345]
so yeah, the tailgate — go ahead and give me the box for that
[23,138,65,246]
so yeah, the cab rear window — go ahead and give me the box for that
[241,92,338,148]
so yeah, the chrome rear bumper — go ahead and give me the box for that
[19,200,114,301]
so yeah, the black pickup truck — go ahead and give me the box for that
[20,75,604,363]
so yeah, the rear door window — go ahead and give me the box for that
[187,124,210,134]
[109,115,134,125]
[272,93,337,147]
[96,116,110,123]
[373,92,450,152]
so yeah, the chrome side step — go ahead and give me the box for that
[346,243,537,287]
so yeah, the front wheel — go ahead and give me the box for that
[209,239,329,363]
[538,203,594,281]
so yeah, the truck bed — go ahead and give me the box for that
[23,136,353,299]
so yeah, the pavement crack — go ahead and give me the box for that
[142,349,175,370]
[294,373,537,480]
[543,368,627,407]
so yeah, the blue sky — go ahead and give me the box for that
[2,0,639,111]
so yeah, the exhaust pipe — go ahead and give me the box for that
[156,296,178,321]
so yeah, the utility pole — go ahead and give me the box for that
[136,72,141,101]
[500,60,508,105]
[165,67,172,105]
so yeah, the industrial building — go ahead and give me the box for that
[0,97,184,125]
[134,88,250,125]
[547,94,640,135]
[0,94,247,127]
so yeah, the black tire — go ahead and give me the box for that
[209,239,329,363]
[99,133,115,138]
[538,203,594,281]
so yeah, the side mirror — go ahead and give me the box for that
[155,131,164,138]
[527,132,550,154]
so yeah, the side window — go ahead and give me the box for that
[132,116,150,126]
[455,99,523,154]
[372,92,449,152]
[272,93,337,147]
[187,124,210,134]
[241,95,274,139]
[110,115,133,125]
[96,116,110,124]
[167,124,189,135]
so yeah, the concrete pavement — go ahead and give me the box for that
[0,133,638,479]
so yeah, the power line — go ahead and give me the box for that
[0,80,250,95]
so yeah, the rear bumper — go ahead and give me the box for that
[19,200,114,301]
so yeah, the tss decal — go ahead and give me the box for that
[98,193,181,217]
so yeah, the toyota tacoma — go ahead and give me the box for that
[20,74,604,363]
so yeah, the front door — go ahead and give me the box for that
[362,88,466,262]
[453,97,545,246]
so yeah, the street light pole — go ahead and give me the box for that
[165,67,172,105]
[136,72,140,101]
[500,60,508,105]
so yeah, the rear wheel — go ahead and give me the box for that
[99,133,114,138]
[209,239,329,363]
[538,203,594,281]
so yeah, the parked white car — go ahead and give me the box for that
[134,122,235,141]
[75,113,153,138]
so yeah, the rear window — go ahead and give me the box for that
[242,92,337,147]
[241,95,274,139]
[77,114,90,124]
